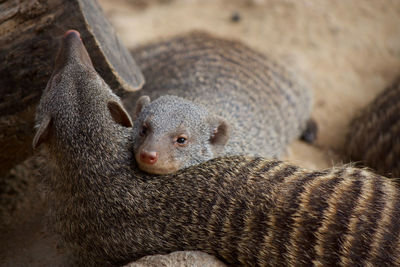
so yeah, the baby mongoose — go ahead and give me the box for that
[35,29,400,266]
[346,77,400,178]
[132,95,230,174]
[127,32,315,174]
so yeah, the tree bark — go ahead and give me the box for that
[0,0,144,176]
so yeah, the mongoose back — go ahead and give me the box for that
[125,32,314,173]
[35,30,400,266]
[346,77,400,178]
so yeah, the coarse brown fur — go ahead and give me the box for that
[35,30,400,267]
[124,32,314,163]
[346,77,400,179]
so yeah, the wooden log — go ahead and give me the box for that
[0,0,144,176]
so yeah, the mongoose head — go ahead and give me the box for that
[132,95,230,174]
[32,30,132,152]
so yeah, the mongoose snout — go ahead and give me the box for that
[63,29,81,39]
[139,150,159,165]
[53,28,94,75]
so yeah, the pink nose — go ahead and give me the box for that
[64,29,81,39]
[140,151,158,165]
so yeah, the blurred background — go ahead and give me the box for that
[1,1,400,266]
[99,0,400,169]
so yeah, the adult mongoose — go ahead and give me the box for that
[346,77,400,178]
[125,32,315,173]
[34,30,400,267]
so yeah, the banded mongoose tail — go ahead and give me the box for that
[126,31,315,162]
[36,30,400,266]
[345,77,400,179]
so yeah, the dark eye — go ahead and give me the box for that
[177,137,186,144]
[175,135,188,146]
[140,125,148,137]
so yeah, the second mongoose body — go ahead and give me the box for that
[126,32,313,174]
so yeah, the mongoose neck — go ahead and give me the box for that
[49,121,133,187]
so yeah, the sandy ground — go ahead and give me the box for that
[1,0,400,266]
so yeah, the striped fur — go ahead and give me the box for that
[47,148,400,266]
[346,77,400,178]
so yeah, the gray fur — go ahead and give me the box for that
[132,95,230,173]
[125,31,313,172]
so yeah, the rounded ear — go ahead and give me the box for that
[134,95,151,119]
[108,100,133,127]
[33,115,52,150]
[208,115,230,154]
